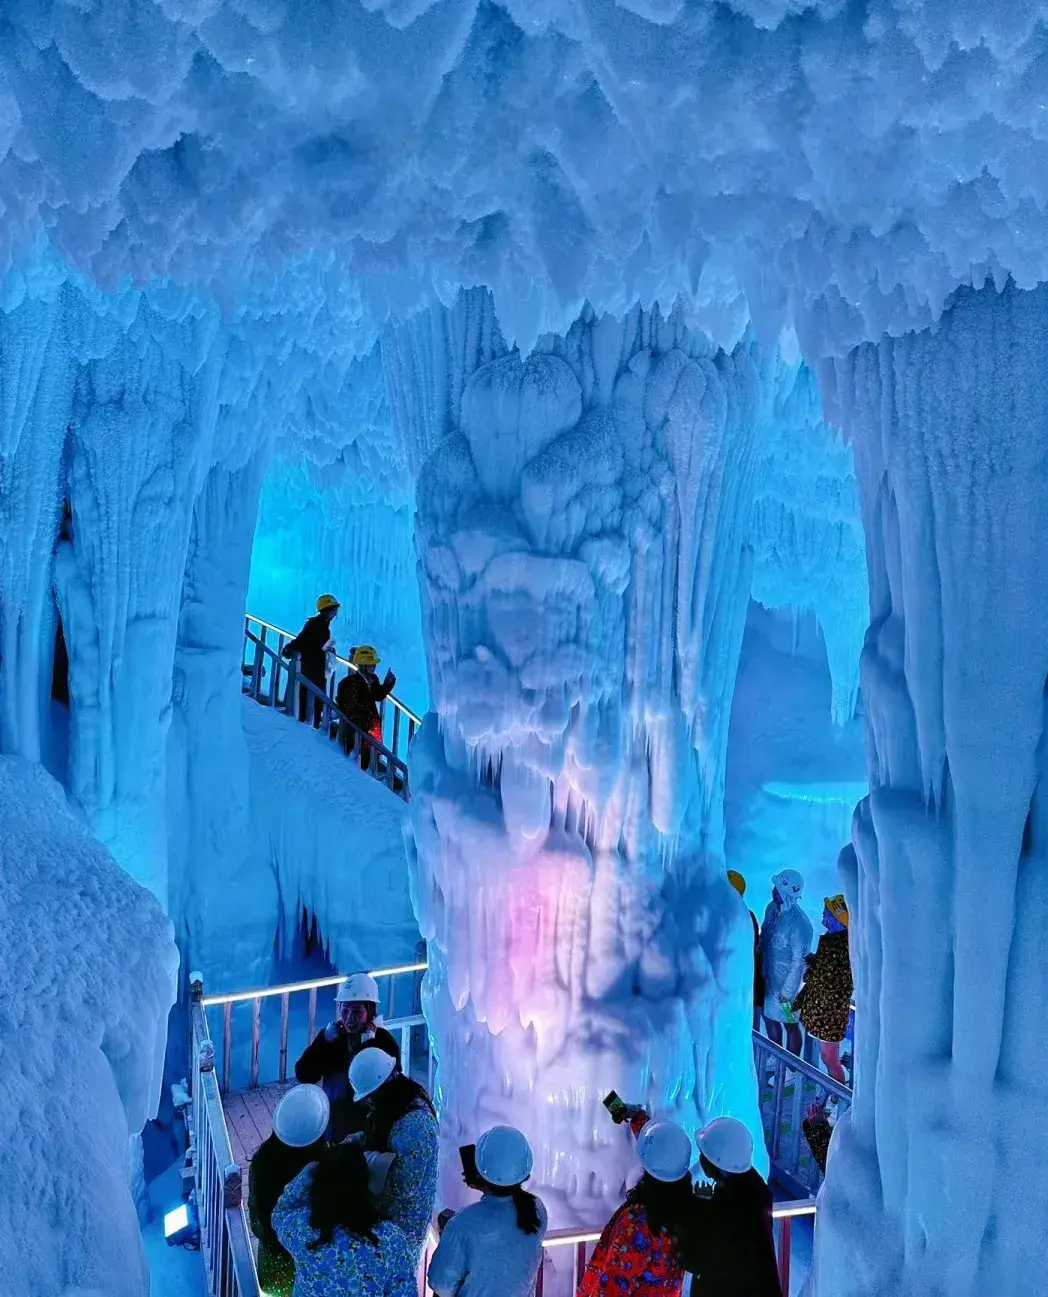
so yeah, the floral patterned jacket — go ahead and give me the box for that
[272,1165,416,1297]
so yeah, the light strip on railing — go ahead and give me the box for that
[201,961,428,1008]
[245,613,423,725]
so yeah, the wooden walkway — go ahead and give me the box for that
[221,1081,296,1230]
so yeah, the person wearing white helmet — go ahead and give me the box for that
[349,1043,439,1267]
[691,1117,782,1297]
[273,1138,416,1297]
[578,1113,695,1297]
[758,868,813,1057]
[294,972,400,1142]
[247,1084,330,1297]
[427,1125,547,1297]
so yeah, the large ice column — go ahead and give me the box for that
[0,756,178,1297]
[395,295,773,1224]
[813,281,1048,1297]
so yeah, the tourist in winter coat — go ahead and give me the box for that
[577,1112,693,1297]
[282,595,339,727]
[428,1125,548,1297]
[794,893,853,1084]
[336,645,396,771]
[272,1141,415,1297]
[350,1045,439,1266]
[727,870,765,1014]
[294,974,401,1142]
[689,1118,782,1297]
[759,869,813,1056]
[248,1085,330,1297]
[802,1100,834,1175]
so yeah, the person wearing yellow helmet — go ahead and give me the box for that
[727,871,765,1019]
[281,596,340,727]
[336,645,397,772]
[793,893,852,1084]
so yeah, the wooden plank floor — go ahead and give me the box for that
[222,1081,296,1234]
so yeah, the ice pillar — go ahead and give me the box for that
[393,295,772,1224]
[814,281,1048,1296]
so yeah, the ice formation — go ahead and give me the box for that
[0,756,177,1297]
[395,290,777,1221]
[810,281,1048,1297]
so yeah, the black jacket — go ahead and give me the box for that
[336,668,395,735]
[681,1170,782,1297]
[247,1133,324,1254]
[294,1024,402,1142]
[282,614,332,684]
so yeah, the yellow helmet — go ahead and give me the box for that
[726,870,746,897]
[825,894,849,927]
[316,594,340,613]
[352,644,380,667]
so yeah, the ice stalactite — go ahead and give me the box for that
[0,756,177,1297]
[394,293,774,1225]
[813,281,1048,1297]
[750,361,868,725]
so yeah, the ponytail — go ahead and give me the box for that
[509,1185,542,1236]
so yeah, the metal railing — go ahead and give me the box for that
[187,974,260,1297]
[243,613,421,767]
[754,1030,852,1197]
[241,617,411,801]
[201,962,430,1095]
[418,1199,817,1296]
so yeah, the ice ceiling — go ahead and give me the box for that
[3,0,1048,354]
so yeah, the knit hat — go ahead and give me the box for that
[825,894,848,927]
[727,870,746,897]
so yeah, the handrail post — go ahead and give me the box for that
[285,654,298,718]
[777,1214,792,1295]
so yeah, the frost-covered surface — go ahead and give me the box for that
[399,292,774,1226]
[241,698,419,983]
[725,605,867,934]
[0,756,178,1297]
[2,6,1047,351]
[811,281,1048,1296]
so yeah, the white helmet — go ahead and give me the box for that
[273,1084,330,1148]
[475,1125,534,1187]
[637,1120,692,1183]
[335,973,380,1005]
[349,1046,398,1100]
[773,869,804,902]
[698,1116,754,1175]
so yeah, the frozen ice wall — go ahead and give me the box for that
[0,756,178,1297]
[393,291,774,1223]
[811,281,1048,1297]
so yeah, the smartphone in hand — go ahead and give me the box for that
[459,1143,483,1190]
[603,1090,629,1123]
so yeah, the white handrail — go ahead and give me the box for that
[246,613,422,726]
[202,961,428,1008]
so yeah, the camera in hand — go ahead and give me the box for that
[603,1090,629,1123]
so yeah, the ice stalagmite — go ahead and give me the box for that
[392,294,773,1224]
[814,281,1048,1297]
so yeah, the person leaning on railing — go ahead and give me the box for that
[428,1126,548,1297]
[282,595,340,729]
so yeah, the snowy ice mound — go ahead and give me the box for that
[3,5,1048,349]
[0,757,178,1297]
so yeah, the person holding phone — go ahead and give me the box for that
[427,1126,547,1297]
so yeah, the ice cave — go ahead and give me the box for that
[1,3,1046,1296]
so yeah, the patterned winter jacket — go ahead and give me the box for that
[272,1165,416,1297]
[796,929,852,1044]
[576,1197,685,1297]
[376,1104,440,1264]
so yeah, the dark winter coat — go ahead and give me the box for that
[802,1112,832,1174]
[682,1170,782,1297]
[247,1133,325,1297]
[749,909,765,1009]
[294,1024,401,1142]
[282,614,333,685]
[795,929,852,1043]
[337,668,395,737]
